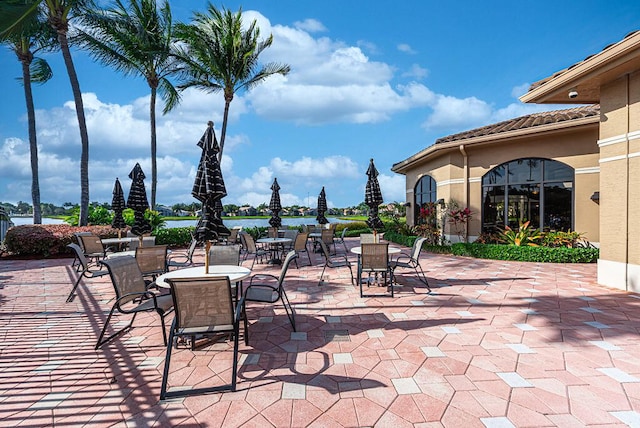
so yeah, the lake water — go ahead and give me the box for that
[10,216,351,229]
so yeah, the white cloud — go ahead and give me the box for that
[402,64,429,80]
[293,18,327,33]
[422,95,493,130]
[378,173,406,203]
[511,83,531,99]
[397,43,417,54]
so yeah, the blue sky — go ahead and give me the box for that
[1,0,639,209]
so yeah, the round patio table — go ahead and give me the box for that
[155,265,251,289]
[256,237,292,265]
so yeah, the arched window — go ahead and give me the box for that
[482,158,574,232]
[414,175,437,223]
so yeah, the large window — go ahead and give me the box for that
[414,175,437,223]
[482,158,573,232]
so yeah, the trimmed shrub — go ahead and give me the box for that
[450,243,599,263]
[154,226,194,247]
[4,225,120,257]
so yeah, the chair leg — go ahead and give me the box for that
[318,264,328,286]
[416,264,431,291]
[159,321,176,400]
[95,310,138,350]
[66,274,83,303]
[280,290,296,332]
[231,323,239,391]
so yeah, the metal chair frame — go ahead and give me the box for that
[66,243,109,302]
[160,276,246,400]
[359,243,394,298]
[239,232,268,269]
[318,240,354,286]
[334,227,349,253]
[96,256,174,349]
[390,237,430,291]
[243,251,298,336]
[292,232,312,268]
[166,238,199,270]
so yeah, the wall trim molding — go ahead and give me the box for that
[575,166,600,174]
[600,154,627,164]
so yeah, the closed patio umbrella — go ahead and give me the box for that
[365,158,384,231]
[268,178,282,228]
[192,121,230,244]
[316,186,328,225]
[126,163,152,237]
[111,178,126,235]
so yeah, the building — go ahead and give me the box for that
[393,30,640,291]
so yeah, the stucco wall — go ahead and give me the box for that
[402,125,600,242]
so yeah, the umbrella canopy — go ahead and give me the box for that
[365,158,384,231]
[111,178,127,230]
[316,186,329,224]
[192,121,230,242]
[126,163,152,236]
[268,178,282,228]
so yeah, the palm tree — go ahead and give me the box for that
[75,0,180,210]
[174,4,291,162]
[1,5,56,224]
[1,0,91,225]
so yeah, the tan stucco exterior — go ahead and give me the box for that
[394,118,600,243]
[522,31,640,291]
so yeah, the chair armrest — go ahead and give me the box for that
[249,274,278,286]
[234,295,246,324]
[391,251,411,262]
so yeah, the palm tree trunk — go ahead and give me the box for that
[218,99,231,163]
[58,32,90,226]
[21,60,42,224]
[150,87,157,210]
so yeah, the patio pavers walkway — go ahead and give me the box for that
[1,238,640,427]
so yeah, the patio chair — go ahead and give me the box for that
[135,244,168,283]
[334,227,349,253]
[321,229,335,254]
[72,232,92,270]
[127,236,156,251]
[318,239,354,286]
[77,233,107,266]
[243,251,298,337]
[389,237,430,291]
[96,256,174,349]
[160,276,246,400]
[224,228,239,245]
[359,243,394,298]
[292,232,312,268]
[239,232,268,269]
[66,243,109,303]
[360,233,375,244]
[166,237,199,270]
[209,244,241,266]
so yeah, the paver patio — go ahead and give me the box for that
[1,238,640,427]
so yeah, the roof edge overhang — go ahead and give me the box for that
[392,115,599,174]
[520,31,640,104]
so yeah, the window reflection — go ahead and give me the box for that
[482,159,573,232]
[414,175,437,224]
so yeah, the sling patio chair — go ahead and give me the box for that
[209,244,243,301]
[160,276,246,400]
[359,243,394,298]
[292,232,312,268]
[243,251,298,337]
[66,243,109,303]
[72,231,92,270]
[239,232,268,269]
[318,239,354,287]
[96,256,174,349]
[77,233,107,266]
[321,229,336,255]
[135,244,168,285]
[389,237,430,291]
[167,237,199,270]
[127,236,156,251]
[334,227,349,253]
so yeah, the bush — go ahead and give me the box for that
[4,225,120,257]
[154,226,194,247]
[450,243,598,263]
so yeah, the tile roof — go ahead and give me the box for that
[528,30,640,92]
[435,105,600,145]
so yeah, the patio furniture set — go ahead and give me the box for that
[66,228,430,400]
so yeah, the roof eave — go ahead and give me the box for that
[391,116,599,174]
[520,32,640,104]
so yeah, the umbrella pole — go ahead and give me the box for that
[205,240,211,274]
[139,236,143,248]
[118,229,121,239]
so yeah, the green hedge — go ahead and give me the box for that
[450,243,599,263]
[383,231,599,263]
[153,226,194,247]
